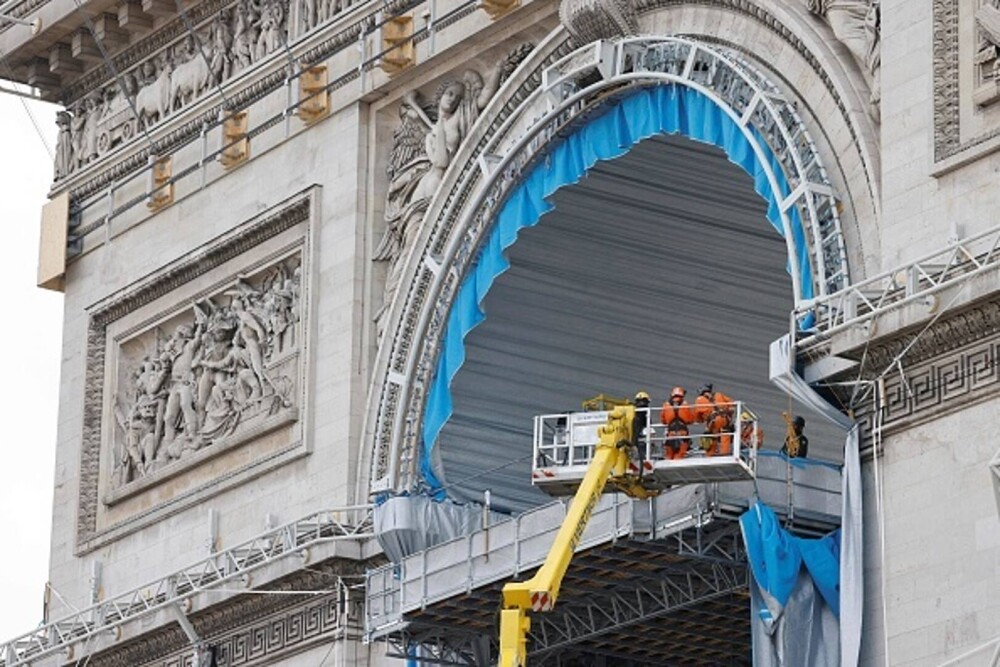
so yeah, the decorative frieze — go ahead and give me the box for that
[54,0,292,180]
[842,298,1000,436]
[77,190,314,552]
[106,253,302,501]
[86,558,368,667]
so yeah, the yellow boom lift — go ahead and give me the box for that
[497,404,658,666]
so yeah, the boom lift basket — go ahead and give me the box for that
[531,402,758,496]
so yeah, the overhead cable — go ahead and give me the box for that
[0,50,54,158]
[69,0,156,152]
[171,0,233,111]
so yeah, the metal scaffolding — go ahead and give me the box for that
[367,460,841,666]
[0,505,374,667]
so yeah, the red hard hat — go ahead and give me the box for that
[670,386,685,398]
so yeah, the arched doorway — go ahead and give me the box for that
[367,37,853,499]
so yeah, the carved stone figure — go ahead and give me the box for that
[372,92,433,283]
[133,60,172,129]
[170,51,212,110]
[161,322,204,452]
[70,100,86,171]
[54,111,72,180]
[807,0,881,118]
[373,44,533,337]
[111,257,301,489]
[83,94,103,164]
[232,1,258,72]
[209,11,233,83]
[319,0,340,23]
[297,0,317,35]
[255,0,286,61]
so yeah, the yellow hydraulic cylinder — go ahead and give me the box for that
[498,608,530,667]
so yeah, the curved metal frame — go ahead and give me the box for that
[366,36,850,495]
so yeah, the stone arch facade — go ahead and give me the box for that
[360,2,882,500]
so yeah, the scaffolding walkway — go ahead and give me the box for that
[0,505,374,667]
[365,455,841,665]
[793,220,1000,351]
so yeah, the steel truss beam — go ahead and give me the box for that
[795,220,1000,348]
[383,523,751,666]
[0,506,373,667]
[387,626,494,666]
[531,562,748,655]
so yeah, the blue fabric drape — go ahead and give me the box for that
[420,85,815,490]
[740,501,841,617]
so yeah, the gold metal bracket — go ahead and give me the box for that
[380,14,415,75]
[147,155,174,211]
[220,110,250,168]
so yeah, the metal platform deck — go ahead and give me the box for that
[365,455,841,665]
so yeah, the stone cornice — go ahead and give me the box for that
[859,297,1000,377]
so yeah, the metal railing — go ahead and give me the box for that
[793,221,1000,349]
[67,0,481,242]
[531,403,759,470]
[0,505,374,667]
[364,494,635,642]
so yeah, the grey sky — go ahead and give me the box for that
[0,92,64,641]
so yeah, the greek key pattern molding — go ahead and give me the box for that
[76,190,313,553]
[87,558,365,667]
[858,298,1000,434]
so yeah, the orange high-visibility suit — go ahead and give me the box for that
[660,399,695,460]
[694,390,735,456]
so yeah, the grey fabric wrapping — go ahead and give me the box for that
[769,334,862,667]
[375,495,499,562]
[751,571,841,667]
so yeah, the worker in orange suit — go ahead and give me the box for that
[694,383,735,456]
[660,386,695,460]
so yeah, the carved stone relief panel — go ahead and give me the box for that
[77,189,315,553]
[934,0,1000,168]
[974,0,1000,105]
[104,252,302,504]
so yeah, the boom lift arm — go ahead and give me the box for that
[498,405,658,666]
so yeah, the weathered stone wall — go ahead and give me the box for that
[881,0,1000,264]
[861,398,1000,666]
[47,101,367,607]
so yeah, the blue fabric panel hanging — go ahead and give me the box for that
[420,84,816,490]
[740,501,841,618]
